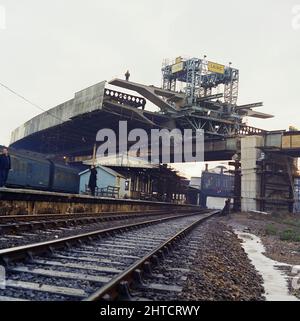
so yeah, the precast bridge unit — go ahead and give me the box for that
[8,56,300,212]
[10,56,272,161]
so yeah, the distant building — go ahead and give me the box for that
[80,158,188,202]
[79,165,128,198]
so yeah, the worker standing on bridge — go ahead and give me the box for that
[0,148,11,188]
[88,166,98,196]
[125,70,130,81]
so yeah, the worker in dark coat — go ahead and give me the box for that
[0,148,11,187]
[222,198,231,216]
[125,70,130,81]
[88,166,97,196]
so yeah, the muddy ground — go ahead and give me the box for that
[221,212,300,298]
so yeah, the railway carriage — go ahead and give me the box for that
[1,145,80,193]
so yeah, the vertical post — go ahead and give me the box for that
[232,160,241,212]
[92,143,97,166]
[229,160,241,212]
[259,159,266,212]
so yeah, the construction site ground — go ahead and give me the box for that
[221,212,300,298]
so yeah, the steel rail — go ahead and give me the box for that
[0,210,206,266]
[86,210,220,301]
[0,209,196,234]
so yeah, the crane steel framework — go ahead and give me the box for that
[162,56,239,105]
[159,56,269,136]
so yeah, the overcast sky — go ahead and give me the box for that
[0,0,300,177]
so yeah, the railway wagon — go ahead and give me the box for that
[50,162,80,193]
[8,151,51,190]
[1,145,80,193]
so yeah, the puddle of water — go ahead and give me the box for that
[235,230,299,301]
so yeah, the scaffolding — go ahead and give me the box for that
[161,56,239,105]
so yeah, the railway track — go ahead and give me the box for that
[0,209,186,233]
[0,209,199,249]
[0,210,219,301]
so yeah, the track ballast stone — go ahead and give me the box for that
[179,220,265,301]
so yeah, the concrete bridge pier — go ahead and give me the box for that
[240,135,296,213]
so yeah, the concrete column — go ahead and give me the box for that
[241,135,263,212]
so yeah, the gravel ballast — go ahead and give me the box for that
[179,220,265,301]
